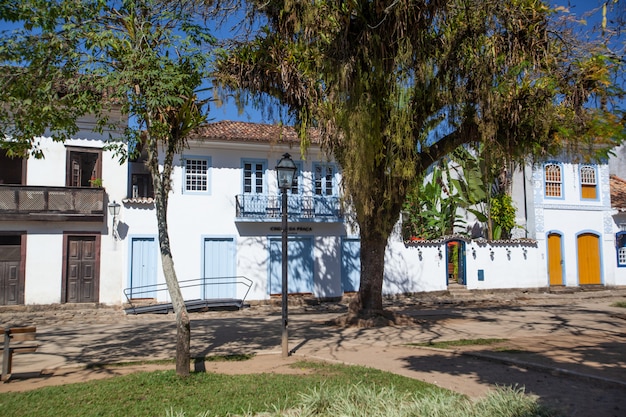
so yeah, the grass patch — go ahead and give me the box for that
[494,348,528,354]
[611,301,626,308]
[282,383,557,417]
[409,338,507,349]
[0,361,441,417]
[176,384,557,417]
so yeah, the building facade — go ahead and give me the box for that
[2,120,625,307]
[0,113,128,306]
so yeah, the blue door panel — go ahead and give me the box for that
[341,239,360,292]
[269,237,313,294]
[204,238,236,299]
[130,238,157,298]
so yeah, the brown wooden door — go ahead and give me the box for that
[66,236,97,302]
[548,233,563,286]
[0,243,23,305]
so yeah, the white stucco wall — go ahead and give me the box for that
[464,243,546,290]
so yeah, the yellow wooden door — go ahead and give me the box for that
[577,233,601,285]
[548,233,563,286]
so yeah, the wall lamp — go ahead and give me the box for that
[108,200,121,240]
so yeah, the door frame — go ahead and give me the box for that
[0,232,26,305]
[575,230,603,285]
[127,235,158,299]
[202,235,237,299]
[547,231,565,286]
[445,240,466,286]
[61,232,101,303]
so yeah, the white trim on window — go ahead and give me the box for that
[242,159,267,194]
[313,162,337,196]
[544,163,562,198]
[183,156,211,194]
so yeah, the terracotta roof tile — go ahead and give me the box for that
[610,175,626,211]
[192,121,320,144]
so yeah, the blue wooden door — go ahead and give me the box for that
[130,237,157,298]
[203,238,236,299]
[341,239,360,292]
[269,237,313,294]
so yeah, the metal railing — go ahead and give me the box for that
[235,194,342,221]
[123,276,253,315]
[0,185,105,221]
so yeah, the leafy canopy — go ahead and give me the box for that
[0,0,215,160]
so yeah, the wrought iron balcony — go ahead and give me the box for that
[0,185,106,222]
[236,194,343,222]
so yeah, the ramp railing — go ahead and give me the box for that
[123,276,253,315]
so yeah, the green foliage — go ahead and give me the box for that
[490,193,518,240]
[0,363,557,417]
[270,384,555,417]
[402,164,468,240]
[0,0,214,159]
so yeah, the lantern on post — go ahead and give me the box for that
[275,153,297,358]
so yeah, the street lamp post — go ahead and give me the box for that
[275,153,297,358]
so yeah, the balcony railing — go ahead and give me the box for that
[236,194,342,221]
[0,185,106,222]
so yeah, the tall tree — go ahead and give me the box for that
[215,0,625,317]
[0,0,214,376]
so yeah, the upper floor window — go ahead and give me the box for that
[184,157,210,193]
[243,160,266,194]
[66,147,102,187]
[314,163,337,196]
[0,149,25,185]
[580,165,597,200]
[131,173,154,199]
[287,161,302,194]
[544,163,562,198]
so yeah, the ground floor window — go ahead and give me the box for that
[617,232,626,267]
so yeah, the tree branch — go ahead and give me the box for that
[416,120,477,172]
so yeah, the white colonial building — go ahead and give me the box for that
[121,122,357,308]
[1,120,625,308]
[0,111,129,306]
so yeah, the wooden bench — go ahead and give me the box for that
[2,326,38,382]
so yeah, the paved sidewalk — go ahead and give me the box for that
[1,287,626,416]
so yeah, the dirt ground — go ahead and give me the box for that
[1,289,626,416]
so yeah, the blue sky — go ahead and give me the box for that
[212,0,620,124]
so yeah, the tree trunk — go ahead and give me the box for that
[161,251,190,376]
[155,188,190,377]
[355,230,387,315]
